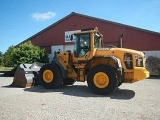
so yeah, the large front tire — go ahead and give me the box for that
[87,64,118,95]
[39,63,63,89]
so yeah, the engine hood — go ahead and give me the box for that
[94,47,145,58]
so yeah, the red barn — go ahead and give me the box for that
[20,12,160,60]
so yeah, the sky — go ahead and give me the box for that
[0,0,160,53]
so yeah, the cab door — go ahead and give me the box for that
[73,33,91,61]
[72,33,91,81]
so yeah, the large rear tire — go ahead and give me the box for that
[39,63,63,89]
[87,64,118,95]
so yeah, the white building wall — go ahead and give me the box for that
[48,54,52,62]
[64,45,74,52]
[49,45,74,62]
[49,45,64,62]
[143,51,160,58]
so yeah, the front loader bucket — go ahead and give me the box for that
[10,62,44,88]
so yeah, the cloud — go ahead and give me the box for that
[32,11,56,21]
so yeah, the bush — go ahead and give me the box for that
[3,41,49,67]
[146,56,160,73]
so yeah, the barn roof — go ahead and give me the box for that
[17,12,160,46]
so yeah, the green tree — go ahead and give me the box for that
[0,51,3,66]
[3,46,15,67]
[0,51,3,57]
[3,41,49,67]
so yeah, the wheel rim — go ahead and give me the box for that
[93,72,109,88]
[43,70,54,83]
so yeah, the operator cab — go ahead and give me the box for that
[73,27,103,58]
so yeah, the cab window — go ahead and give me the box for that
[73,33,90,57]
[94,33,101,48]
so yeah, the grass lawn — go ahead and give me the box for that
[0,66,13,73]
[0,66,15,77]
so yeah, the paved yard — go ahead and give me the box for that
[0,77,160,120]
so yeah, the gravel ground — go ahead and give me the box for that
[0,77,160,120]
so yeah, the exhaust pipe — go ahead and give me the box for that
[117,34,123,48]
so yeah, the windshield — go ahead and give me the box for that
[73,33,90,57]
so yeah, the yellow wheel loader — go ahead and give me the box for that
[39,27,149,95]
